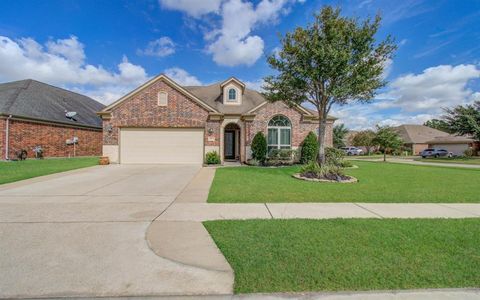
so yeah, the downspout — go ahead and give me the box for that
[5,115,12,160]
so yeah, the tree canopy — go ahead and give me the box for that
[443,101,480,140]
[352,130,376,155]
[373,126,403,162]
[333,124,349,148]
[263,6,396,164]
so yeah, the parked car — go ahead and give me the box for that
[341,147,363,156]
[420,148,453,158]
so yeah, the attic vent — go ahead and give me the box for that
[157,91,168,106]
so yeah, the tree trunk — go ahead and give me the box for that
[383,150,386,162]
[317,117,327,165]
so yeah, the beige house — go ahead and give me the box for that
[426,135,477,156]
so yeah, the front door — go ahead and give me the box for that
[224,130,236,159]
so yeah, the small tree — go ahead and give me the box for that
[352,130,376,155]
[251,132,267,163]
[442,101,480,140]
[372,125,403,162]
[263,6,396,164]
[300,131,319,163]
[333,124,349,148]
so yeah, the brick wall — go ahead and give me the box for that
[0,118,5,159]
[103,79,210,145]
[6,119,102,159]
[246,102,333,147]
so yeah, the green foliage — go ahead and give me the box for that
[325,147,345,166]
[443,101,480,140]
[300,161,344,179]
[263,6,396,163]
[266,149,297,166]
[251,132,267,162]
[246,158,261,166]
[339,160,354,168]
[464,148,474,157]
[352,130,376,154]
[373,126,404,161]
[300,132,319,163]
[333,124,349,148]
[205,151,221,165]
[424,119,454,134]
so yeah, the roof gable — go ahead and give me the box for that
[395,124,450,144]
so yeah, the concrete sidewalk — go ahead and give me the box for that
[351,157,480,169]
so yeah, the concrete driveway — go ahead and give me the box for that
[0,164,232,298]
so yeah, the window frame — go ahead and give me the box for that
[267,115,292,152]
[157,91,168,106]
[228,88,237,101]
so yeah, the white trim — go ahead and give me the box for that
[157,91,168,106]
[267,115,292,151]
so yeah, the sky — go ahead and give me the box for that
[0,0,479,130]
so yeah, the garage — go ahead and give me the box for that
[428,143,469,156]
[120,128,204,164]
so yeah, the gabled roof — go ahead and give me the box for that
[426,135,475,144]
[394,124,449,144]
[101,74,220,113]
[220,77,246,93]
[0,79,104,128]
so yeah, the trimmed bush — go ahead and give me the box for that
[246,158,261,166]
[205,151,221,164]
[251,132,267,162]
[300,131,319,163]
[464,148,474,157]
[325,147,345,166]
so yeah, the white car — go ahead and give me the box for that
[341,147,363,156]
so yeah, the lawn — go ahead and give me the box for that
[204,219,480,293]
[0,157,99,185]
[208,161,480,203]
[414,157,480,165]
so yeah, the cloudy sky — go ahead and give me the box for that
[0,0,479,129]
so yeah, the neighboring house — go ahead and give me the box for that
[394,124,476,155]
[0,79,104,160]
[99,75,335,164]
[426,135,478,156]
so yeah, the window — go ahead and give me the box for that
[228,88,236,101]
[157,91,168,106]
[267,115,291,153]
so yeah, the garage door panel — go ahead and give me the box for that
[120,128,204,164]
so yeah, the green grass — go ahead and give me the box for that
[204,219,480,293]
[414,157,480,165]
[0,157,99,185]
[208,161,480,203]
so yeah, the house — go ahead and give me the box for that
[394,124,477,156]
[98,75,335,164]
[0,79,104,160]
[426,135,478,156]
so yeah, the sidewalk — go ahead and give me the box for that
[351,157,480,169]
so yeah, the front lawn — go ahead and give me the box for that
[414,157,480,165]
[208,161,480,202]
[0,157,99,185]
[204,219,480,293]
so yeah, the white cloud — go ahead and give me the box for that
[0,35,149,105]
[164,67,201,85]
[381,64,480,112]
[207,0,291,67]
[137,37,175,57]
[159,0,222,17]
[243,78,265,91]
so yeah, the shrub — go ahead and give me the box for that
[205,151,221,164]
[251,132,267,162]
[269,149,296,160]
[300,132,319,163]
[300,161,344,180]
[464,148,474,157]
[246,158,260,166]
[325,147,345,166]
[340,160,354,168]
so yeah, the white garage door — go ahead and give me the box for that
[431,143,469,156]
[120,128,204,164]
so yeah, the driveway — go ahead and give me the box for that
[0,164,232,298]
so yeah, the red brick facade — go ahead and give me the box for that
[103,80,210,145]
[246,101,333,147]
[1,118,102,159]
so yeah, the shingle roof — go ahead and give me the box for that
[426,135,475,144]
[183,83,266,114]
[394,124,449,144]
[0,79,104,128]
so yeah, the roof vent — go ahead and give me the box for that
[65,110,78,121]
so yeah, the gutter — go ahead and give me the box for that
[5,115,12,160]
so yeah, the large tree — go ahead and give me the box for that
[352,130,376,155]
[263,6,396,164]
[333,124,349,148]
[373,125,403,162]
[442,101,480,140]
[423,119,454,134]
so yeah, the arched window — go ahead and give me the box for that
[228,88,236,101]
[267,115,291,152]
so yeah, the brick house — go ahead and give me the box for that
[0,79,104,160]
[99,75,335,164]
